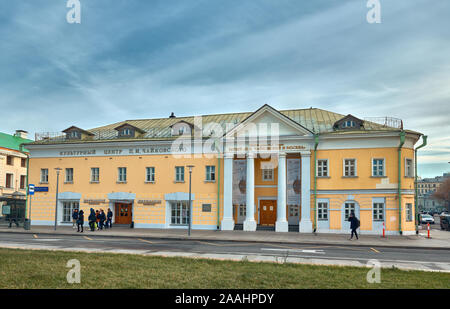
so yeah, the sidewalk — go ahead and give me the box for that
[0,225,449,250]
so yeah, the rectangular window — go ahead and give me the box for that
[62,201,79,223]
[317,160,328,177]
[21,158,26,167]
[344,202,356,220]
[317,202,328,221]
[175,166,185,182]
[406,203,413,222]
[6,156,13,166]
[20,175,26,189]
[91,168,99,182]
[206,166,215,181]
[171,201,189,225]
[262,168,273,181]
[373,202,384,221]
[405,159,413,177]
[118,167,127,182]
[146,167,155,182]
[40,169,49,183]
[65,168,74,183]
[372,159,384,177]
[344,159,356,177]
[202,204,212,212]
[5,174,13,188]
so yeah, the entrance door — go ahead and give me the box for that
[115,203,132,224]
[288,204,300,225]
[234,204,246,224]
[260,200,277,226]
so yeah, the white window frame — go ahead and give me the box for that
[40,169,49,183]
[205,165,215,182]
[405,158,414,177]
[406,203,413,222]
[372,158,385,177]
[373,202,385,221]
[344,202,356,220]
[65,168,74,183]
[91,168,100,182]
[171,201,189,225]
[262,168,274,181]
[146,167,155,182]
[343,159,357,177]
[175,166,185,182]
[317,159,329,177]
[62,201,79,223]
[5,173,13,188]
[317,202,329,221]
[118,167,127,182]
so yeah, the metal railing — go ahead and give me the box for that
[364,117,403,129]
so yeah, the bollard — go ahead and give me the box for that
[427,223,430,239]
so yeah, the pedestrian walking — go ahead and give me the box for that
[106,209,113,229]
[95,210,100,230]
[88,208,96,231]
[77,210,84,233]
[348,211,360,240]
[72,209,79,229]
[99,209,106,230]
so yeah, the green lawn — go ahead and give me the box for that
[0,248,449,289]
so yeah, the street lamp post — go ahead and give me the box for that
[187,165,194,236]
[54,168,62,231]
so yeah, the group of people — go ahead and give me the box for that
[71,208,113,233]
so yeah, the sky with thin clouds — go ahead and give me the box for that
[0,0,449,177]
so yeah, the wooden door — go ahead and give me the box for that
[115,203,132,224]
[260,200,277,226]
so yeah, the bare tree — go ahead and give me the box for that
[433,178,450,212]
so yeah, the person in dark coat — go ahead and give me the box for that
[106,209,113,229]
[348,211,359,240]
[98,209,106,230]
[72,209,79,229]
[77,210,84,233]
[88,208,96,231]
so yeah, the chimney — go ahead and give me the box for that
[169,112,176,118]
[15,130,28,139]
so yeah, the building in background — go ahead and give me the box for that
[25,105,424,235]
[417,173,450,213]
[0,130,33,225]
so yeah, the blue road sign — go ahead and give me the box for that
[29,184,35,195]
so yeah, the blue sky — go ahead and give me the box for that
[0,0,449,177]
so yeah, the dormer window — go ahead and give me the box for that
[333,115,363,131]
[63,126,94,140]
[170,121,194,137]
[114,123,145,139]
[69,131,81,139]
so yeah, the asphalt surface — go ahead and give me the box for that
[1,232,450,272]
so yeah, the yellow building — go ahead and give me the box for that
[25,105,424,235]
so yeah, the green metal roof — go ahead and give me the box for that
[28,107,420,145]
[0,132,33,152]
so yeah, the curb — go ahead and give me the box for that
[1,229,449,251]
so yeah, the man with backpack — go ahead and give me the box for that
[348,211,360,240]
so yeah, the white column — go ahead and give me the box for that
[243,153,256,231]
[276,152,289,232]
[299,152,313,233]
[221,153,235,230]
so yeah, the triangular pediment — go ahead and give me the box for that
[225,104,313,138]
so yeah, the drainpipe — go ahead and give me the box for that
[414,135,427,234]
[19,143,30,230]
[215,140,221,230]
[313,134,319,233]
[398,131,406,235]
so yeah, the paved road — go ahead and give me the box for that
[1,233,450,272]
